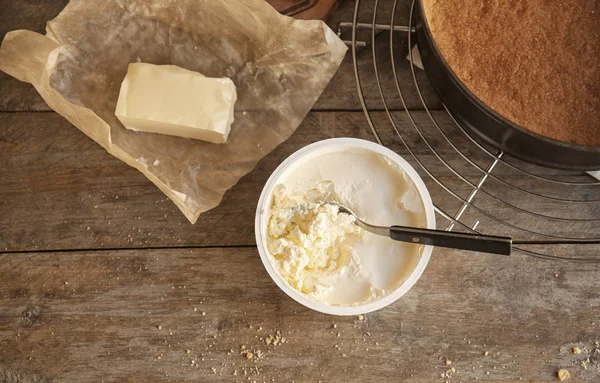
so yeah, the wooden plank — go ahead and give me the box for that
[0,0,442,112]
[2,111,597,252]
[1,247,599,382]
[0,110,464,252]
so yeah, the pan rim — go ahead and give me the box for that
[414,0,600,170]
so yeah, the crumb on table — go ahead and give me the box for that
[557,368,570,381]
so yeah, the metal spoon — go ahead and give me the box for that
[326,202,513,255]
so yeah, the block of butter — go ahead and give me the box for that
[115,63,237,144]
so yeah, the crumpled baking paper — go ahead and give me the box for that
[0,0,347,223]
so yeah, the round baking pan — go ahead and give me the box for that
[414,1,600,171]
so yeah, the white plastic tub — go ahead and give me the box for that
[255,138,436,315]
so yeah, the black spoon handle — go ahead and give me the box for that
[390,225,512,255]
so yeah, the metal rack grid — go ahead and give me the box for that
[337,0,600,261]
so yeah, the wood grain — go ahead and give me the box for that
[0,111,459,252]
[1,247,599,382]
[0,0,442,112]
[1,2,599,382]
[3,111,597,253]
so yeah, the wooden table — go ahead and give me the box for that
[1,1,599,382]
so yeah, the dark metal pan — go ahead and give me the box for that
[413,1,600,171]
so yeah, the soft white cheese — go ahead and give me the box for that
[115,63,237,144]
[268,184,364,300]
[266,148,427,306]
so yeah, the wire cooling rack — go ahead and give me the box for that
[337,0,600,261]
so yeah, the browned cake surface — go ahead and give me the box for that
[422,0,600,147]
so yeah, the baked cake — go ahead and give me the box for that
[421,0,600,147]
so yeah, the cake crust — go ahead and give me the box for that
[422,0,600,147]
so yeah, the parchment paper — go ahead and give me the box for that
[0,0,347,223]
